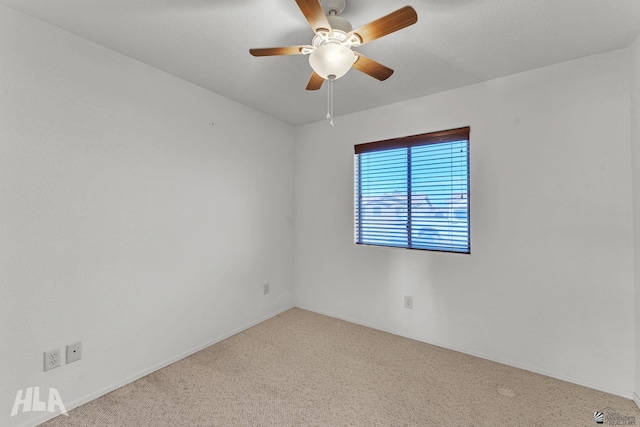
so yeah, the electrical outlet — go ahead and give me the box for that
[263,283,270,295]
[66,342,82,364]
[404,296,413,309]
[44,349,61,371]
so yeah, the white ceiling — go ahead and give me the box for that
[2,0,640,126]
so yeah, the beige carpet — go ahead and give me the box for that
[42,308,639,426]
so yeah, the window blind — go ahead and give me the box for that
[354,127,470,253]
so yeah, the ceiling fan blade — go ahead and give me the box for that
[295,0,331,33]
[353,54,394,81]
[250,46,312,56]
[348,6,417,45]
[306,72,325,90]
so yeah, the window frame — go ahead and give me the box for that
[354,127,471,254]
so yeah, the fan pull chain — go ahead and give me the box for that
[326,80,331,120]
[327,75,335,127]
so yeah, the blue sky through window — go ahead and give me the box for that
[355,140,469,252]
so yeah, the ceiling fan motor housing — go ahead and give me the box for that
[327,15,352,33]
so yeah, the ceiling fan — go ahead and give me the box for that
[249,0,418,124]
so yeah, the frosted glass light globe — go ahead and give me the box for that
[309,43,356,80]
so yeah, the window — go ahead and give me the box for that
[354,127,470,253]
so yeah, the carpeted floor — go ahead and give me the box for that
[41,308,639,426]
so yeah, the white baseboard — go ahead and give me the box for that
[295,305,636,401]
[19,305,294,427]
[633,393,640,410]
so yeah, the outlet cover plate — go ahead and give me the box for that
[263,283,270,295]
[44,349,61,371]
[404,296,413,309]
[66,342,82,364]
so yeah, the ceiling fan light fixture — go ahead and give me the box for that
[309,42,356,80]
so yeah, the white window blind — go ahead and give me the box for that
[354,127,470,253]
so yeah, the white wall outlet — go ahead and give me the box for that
[404,296,413,309]
[263,283,270,295]
[66,342,82,364]
[44,349,61,371]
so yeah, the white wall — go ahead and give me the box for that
[294,49,635,397]
[0,6,295,427]
[631,34,640,408]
